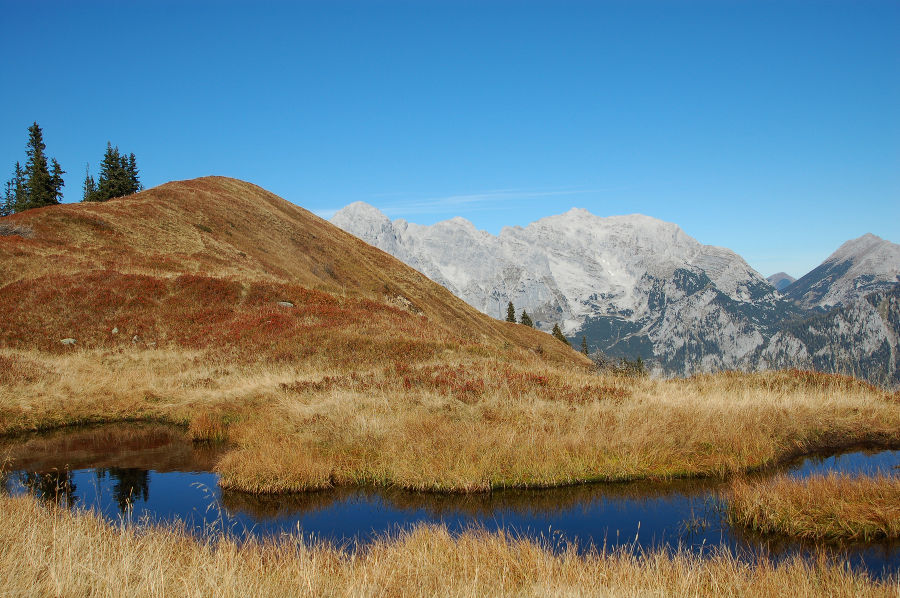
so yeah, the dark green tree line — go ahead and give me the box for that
[83,142,142,202]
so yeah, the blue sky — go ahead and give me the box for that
[1,0,897,278]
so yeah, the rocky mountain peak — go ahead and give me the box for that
[784,233,900,309]
[828,233,897,265]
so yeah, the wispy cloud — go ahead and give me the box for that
[313,187,599,222]
[374,188,595,217]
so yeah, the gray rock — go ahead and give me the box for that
[277,301,295,308]
[111,327,119,335]
[60,338,76,346]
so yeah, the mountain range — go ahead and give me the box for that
[332,203,900,385]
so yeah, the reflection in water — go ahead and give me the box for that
[219,477,727,521]
[2,423,898,579]
[15,470,78,508]
[0,423,222,473]
[97,468,151,513]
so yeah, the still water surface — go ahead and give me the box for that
[2,423,898,578]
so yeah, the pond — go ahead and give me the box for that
[2,423,898,579]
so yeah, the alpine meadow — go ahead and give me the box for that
[2,2,899,596]
[1,177,898,595]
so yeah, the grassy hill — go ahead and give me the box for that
[0,176,583,365]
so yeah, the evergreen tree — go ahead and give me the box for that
[82,163,97,202]
[126,152,141,193]
[505,301,516,323]
[581,336,589,355]
[96,143,127,200]
[23,122,58,210]
[551,323,569,346]
[89,143,142,201]
[3,162,26,215]
[1,180,11,217]
[49,158,65,203]
[13,162,26,212]
[4,124,64,213]
[519,310,533,327]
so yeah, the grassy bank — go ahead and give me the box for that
[0,494,895,598]
[216,367,900,493]
[728,473,900,541]
[1,347,898,493]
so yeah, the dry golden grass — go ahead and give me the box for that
[728,473,900,541]
[215,364,900,493]
[0,493,895,598]
[1,346,897,493]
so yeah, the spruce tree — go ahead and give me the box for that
[13,162,26,212]
[551,323,569,346]
[505,301,516,323]
[4,162,26,214]
[581,336,589,355]
[4,124,64,213]
[126,152,141,193]
[519,310,533,327]
[82,163,97,202]
[96,143,126,200]
[1,180,12,217]
[49,158,65,203]
[90,143,141,201]
[23,122,57,210]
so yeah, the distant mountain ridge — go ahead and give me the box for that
[767,272,795,291]
[332,203,900,385]
[332,202,773,323]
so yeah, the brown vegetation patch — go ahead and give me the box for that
[728,473,900,541]
[188,411,229,443]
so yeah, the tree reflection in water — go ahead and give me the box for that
[16,470,78,508]
[14,468,151,515]
[96,468,151,513]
